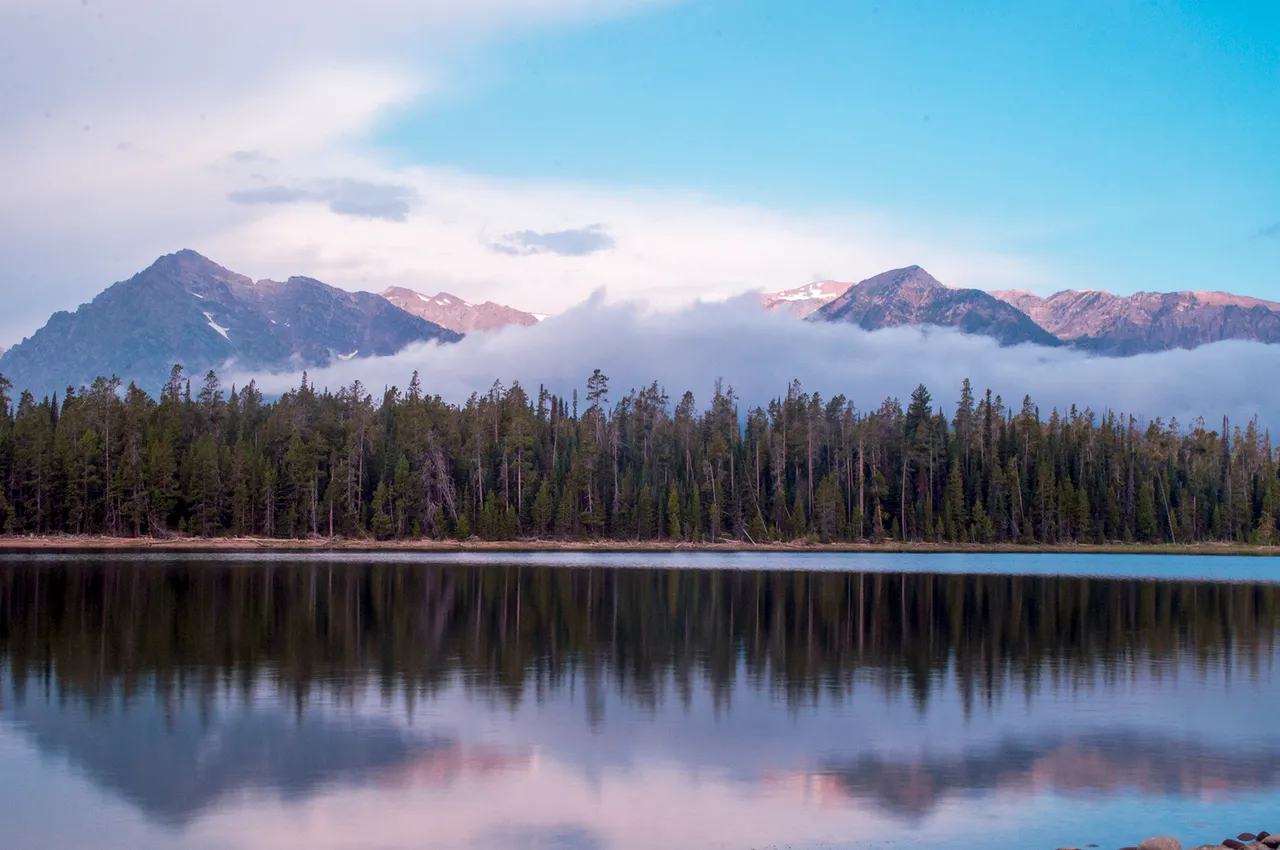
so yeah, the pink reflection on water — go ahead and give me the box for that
[374,743,537,790]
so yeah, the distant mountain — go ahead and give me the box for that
[991,288,1280,355]
[761,280,850,318]
[808,266,1062,347]
[381,286,541,333]
[0,250,461,397]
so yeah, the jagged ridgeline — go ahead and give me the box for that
[0,367,1276,543]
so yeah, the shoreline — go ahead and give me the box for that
[1,535,1278,556]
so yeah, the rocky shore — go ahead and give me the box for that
[1061,833,1280,850]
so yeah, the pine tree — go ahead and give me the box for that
[555,479,578,538]
[707,494,722,542]
[187,435,221,536]
[0,366,1268,552]
[688,483,703,542]
[814,474,844,542]
[634,488,652,540]
[531,480,554,538]
[1252,476,1280,545]
[371,480,394,540]
[971,497,992,543]
[667,483,682,541]
[1075,485,1091,543]
[943,457,966,541]
[1136,480,1157,542]
[789,489,807,540]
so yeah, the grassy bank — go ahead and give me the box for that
[0,535,1278,556]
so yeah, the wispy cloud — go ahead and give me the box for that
[491,224,616,256]
[228,186,315,205]
[0,0,1051,347]
[228,150,277,166]
[228,179,420,222]
[1259,222,1280,240]
[234,295,1280,428]
[0,0,680,340]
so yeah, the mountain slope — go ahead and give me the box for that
[809,266,1062,347]
[991,288,1280,355]
[761,280,850,318]
[0,250,461,397]
[381,286,540,333]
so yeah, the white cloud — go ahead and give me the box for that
[234,296,1280,429]
[195,166,1050,318]
[0,0,1052,349]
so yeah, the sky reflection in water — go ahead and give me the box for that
[0,553,1277,850]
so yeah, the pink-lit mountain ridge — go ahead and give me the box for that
[381,287,542,334]
[766,267,1280,353]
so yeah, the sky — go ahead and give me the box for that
[1,0,1278,347]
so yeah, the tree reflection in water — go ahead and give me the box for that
[2,559,1274,712]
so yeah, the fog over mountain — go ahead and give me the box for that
[808,265,1062,347]
[235,292,1280,427]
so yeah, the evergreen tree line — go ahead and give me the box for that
[3,563,1274,711]
[1,365,1277,544]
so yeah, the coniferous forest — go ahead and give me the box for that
[0,365,1277,545]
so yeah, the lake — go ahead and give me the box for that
[1,552,1278,850]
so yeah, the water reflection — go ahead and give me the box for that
[1,558,1278,850]
[796,732,1280,818]
[0,682,450,825]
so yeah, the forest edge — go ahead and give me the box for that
[1,535,1278,555]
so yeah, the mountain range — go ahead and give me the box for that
[0,250,463,398]
[989,287,1280,355]
[771,267,1280,353]
[3,250,1279,398]
[807,266,1062,347]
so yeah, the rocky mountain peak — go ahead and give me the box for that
[381,286,539,334]
[0,252,460,397]
[989,287,1280,354]
[761,279,852,318]
[809,266,1062,347]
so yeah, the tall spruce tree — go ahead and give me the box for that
[0,367,1274,547]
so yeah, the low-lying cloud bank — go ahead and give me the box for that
[234,295,1279,428]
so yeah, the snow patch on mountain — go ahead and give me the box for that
[382,285,539,333]
[203,312,231,341]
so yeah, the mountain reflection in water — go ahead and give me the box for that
[0,557,1277,850]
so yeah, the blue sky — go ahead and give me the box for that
[381,0,1280,296]
[2,0,1279,346]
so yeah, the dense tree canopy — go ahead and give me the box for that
[0,366,1276,544]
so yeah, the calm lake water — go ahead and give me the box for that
[1,552,1278,850]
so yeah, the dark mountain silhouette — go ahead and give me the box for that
[0,250,461,397]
